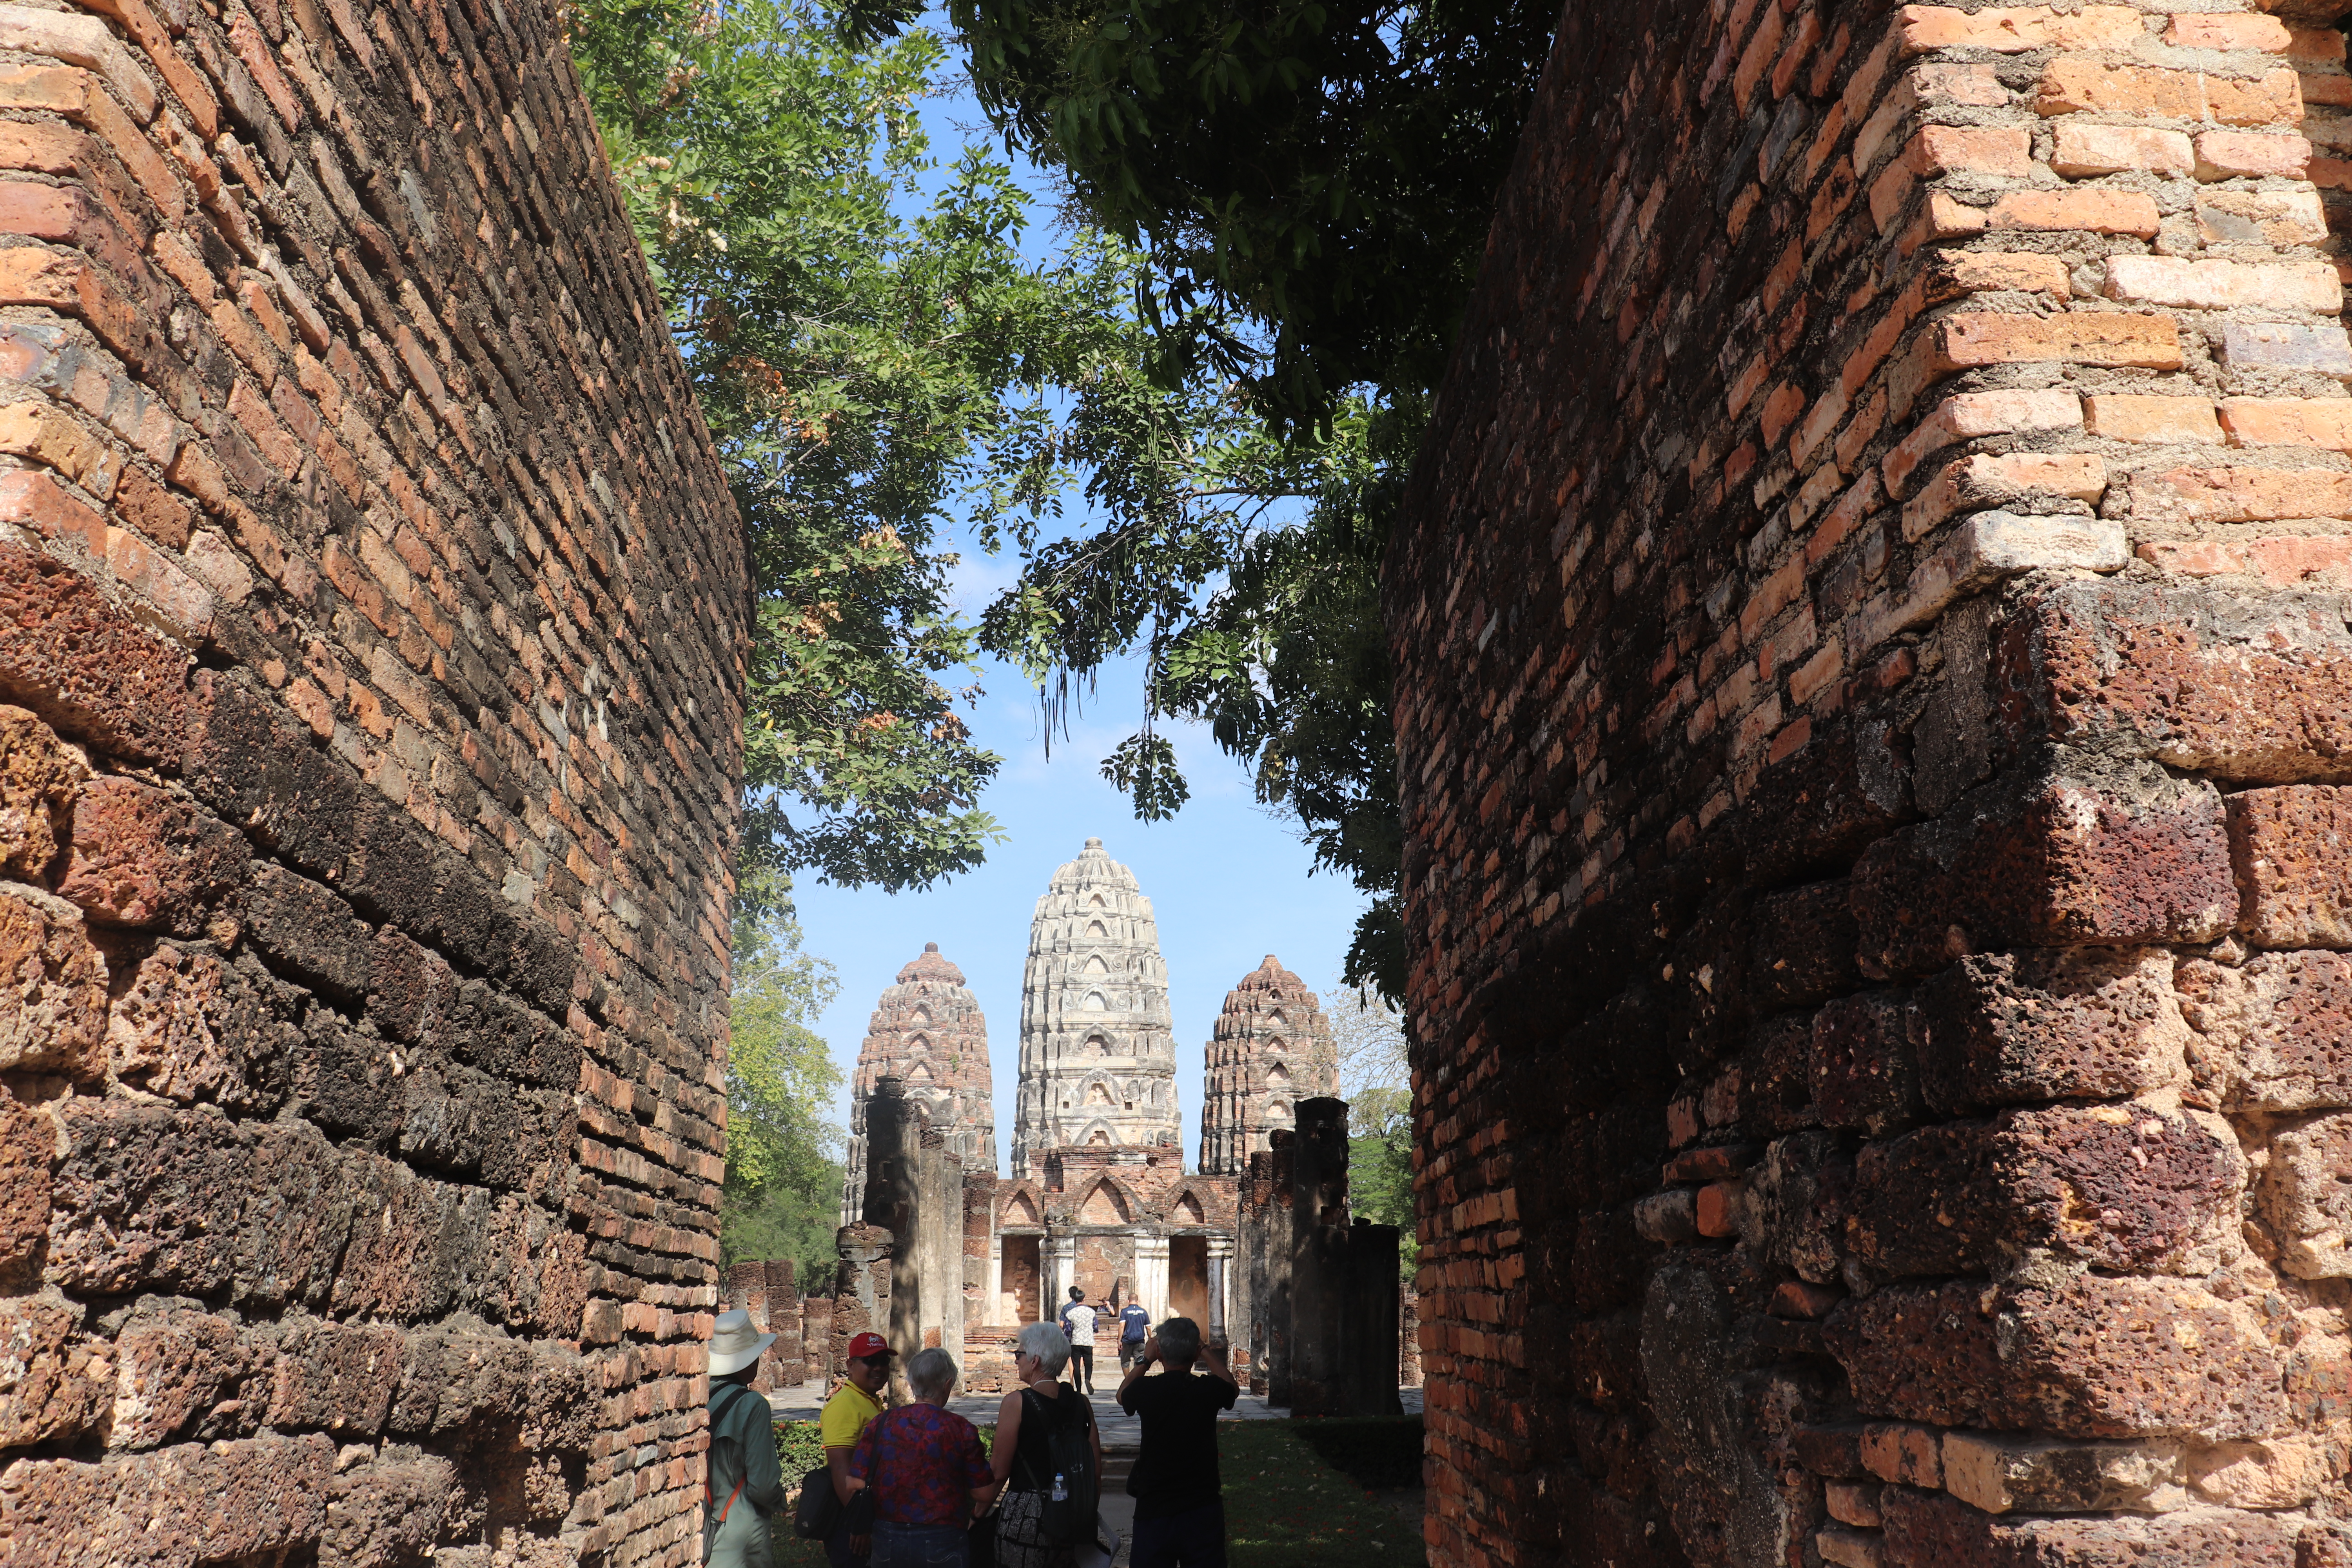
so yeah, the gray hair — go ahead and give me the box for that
[906,1347,959,1402]
[1016,1321,1071,1376]
[1156,1316,1201,1363]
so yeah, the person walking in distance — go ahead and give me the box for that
[1116,1298,1152,1374]
[847,1348,997,1567]
[706,1309,786,1568]
[819,1331,893,1564]
[987,1322,1103,1568]
[1057,1286,1098,1395]
[1117,1318,1238,1568]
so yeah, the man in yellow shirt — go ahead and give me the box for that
[820,1332,892,1564]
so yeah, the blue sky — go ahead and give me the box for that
[783,27,1368,1174]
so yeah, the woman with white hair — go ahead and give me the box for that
[848,1346,996,1566]
[986,1322,1102,1568]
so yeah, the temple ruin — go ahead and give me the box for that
[1011,835,1184,1171]
[842,941,996,1224]
[1199,953,1339,1176]
[1394,0,2352,1564]
[726,840,1405,1415]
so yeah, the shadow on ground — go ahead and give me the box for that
[766,1415,1429,1565]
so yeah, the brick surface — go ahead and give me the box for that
[0,703,78,880]
[2083,394,2223,445]
[0,0,746,1556]
[1849,1103,2239,1278]
[1388,3,2352,1562]
[1852,753,2235,976]
[2177,949,2352,1111]
[2052,122,2194,178]
[0,887,105,1077]
[1913,949,2190,1113]
[1930,312,2183,372]
[54,775,249,935]
[2105,256,2340,312]
[1882,1487,2297,1567]
[2037,60,2303,127]
[1827,1274,2288,1439]
[2229,785,2352,948]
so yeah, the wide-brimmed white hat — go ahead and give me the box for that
[710,1308,778,1377]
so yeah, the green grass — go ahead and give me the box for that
[1220,1421,1424,1566]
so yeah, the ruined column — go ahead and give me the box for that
[1206,1234,1232,1344]
[1343,1220,1404,1416]
[1133,1233,1172,1322]
[1044,1233,1075,1315]
[766,1259,804,1388]
[804,1295,837,1383]
[1264,1133,1296,1405]
[834,1224,897,1396]
[1287,1098,1350,1417]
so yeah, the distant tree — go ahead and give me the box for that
[1326,985,1415,1280]
[720,891,848,1286]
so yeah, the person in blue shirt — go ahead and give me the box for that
[1116,1299,1153,1373]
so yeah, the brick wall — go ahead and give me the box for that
[1393,1,2352,1564]
[0,0,745,1561]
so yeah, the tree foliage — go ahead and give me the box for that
[929,0,1550,996]
[573,0,1159,898]
[974,370,1419,996]
[944,0,1554,427]
[720,897,848,1284]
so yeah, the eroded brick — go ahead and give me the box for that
[54,775,249,935]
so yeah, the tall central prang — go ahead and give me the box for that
[1011,838,1182,1175]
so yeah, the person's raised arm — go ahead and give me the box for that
[1202,1335,1240,1389]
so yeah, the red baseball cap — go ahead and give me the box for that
[847,1332,894,1360]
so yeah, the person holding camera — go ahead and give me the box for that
[1115,1318,1238,1568]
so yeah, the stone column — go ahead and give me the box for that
[1288,1098,1350,1417]
[1133,1234,1171,1323]
[1264,1134,1296,1406]
[1342,1220,1403,1416]
[1206,1234,1234,1344]
[1044,1233,1075,1318]
[832,1224,895,1388]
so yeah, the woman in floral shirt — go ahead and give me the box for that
[849,1347,998,1566]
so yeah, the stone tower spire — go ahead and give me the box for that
[1198,955,1339,1175]
[1012,838,1182,1176]
[842,943,997,1224]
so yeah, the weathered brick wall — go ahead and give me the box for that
[1392,1,2352,1563]
[0,0,745,1561]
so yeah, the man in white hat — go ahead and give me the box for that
[706,1307,783,1568]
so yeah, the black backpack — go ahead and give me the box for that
[1018,1388,1098,1543]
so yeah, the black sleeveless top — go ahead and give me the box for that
[1009,1385,1093,1492]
